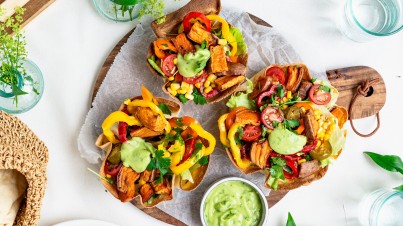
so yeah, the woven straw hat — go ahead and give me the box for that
[0,111,48,226]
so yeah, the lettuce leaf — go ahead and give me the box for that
[229,27,247,55]
[329,125,346,156]
[181,169,194,184]
[226,78,256,110]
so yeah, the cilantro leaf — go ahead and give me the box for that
[269,165,285,180]
[178,94,188,104]
[311,78,317,83]
[201,40,207,49]
[272,157,286,166]
[277,84,285,98]
[147,149,171,184]
[261,125,268,137]
[192,89,207,105]
[235,127,244,145]
[225,50,230,56]
[198,156,209,165]
[157,103,172,115]
[284,119,300,129]
[319,85,331,93]
[272,121,279,128]
[194,142,203,153]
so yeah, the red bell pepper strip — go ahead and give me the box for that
[104,161,122,177]
[283,160,299,179]
[178,138,196,165]
[118,122,128,143]
[301,139,318,153]
[183,12,211,33]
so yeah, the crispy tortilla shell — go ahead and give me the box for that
[174,156,210,191]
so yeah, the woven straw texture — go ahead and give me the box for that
[0,111,48,226]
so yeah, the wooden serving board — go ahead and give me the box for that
[91,14,386,226]
[0,0,54,29]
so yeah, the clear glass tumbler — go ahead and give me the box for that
[359,188,403,226]
[93,0,143,22]
[339,0,403,42]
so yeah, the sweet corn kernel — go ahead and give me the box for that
[218,39,228,45]
[204,80,211,88]
[298,159,307,164]
[316,140,322,147]
[170,83,180,91]
[195,83,201,88]
[211,83,216,88]
[168,76,175,81]
[324,134,330,141]
[204,86,213,93]
[167,88,177,96]
[187,87,193,95]
[287,91,292,99]
[314,110,321,116]
[329,124,336,131]
[106,174,111,178]
[181,82,190,89]
[282,97,288,102]
[318,131,325,138]
[178,89,187,94]
[185,93,194,100]
[315,115,321,120]
[282,105,288,110]
[173,58,178,64]
[207,74,216,82]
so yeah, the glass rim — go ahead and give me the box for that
[349,0,403,36]
[372,190,402,225]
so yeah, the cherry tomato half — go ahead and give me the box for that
[242,125,262,142]
[202,88,219,98]
[308,84,331,105]
[182,71,207,84]
[162,54,177,77]
[266,66,286,85]
[104,161,122,177]
[261,106,284,129]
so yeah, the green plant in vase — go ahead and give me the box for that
[0,7,44,114]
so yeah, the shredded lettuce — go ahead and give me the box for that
[226,78,256,110]
[329,125,346,156]
[229,27,247,55]
[181,169,194,184]
[320,158,334,167]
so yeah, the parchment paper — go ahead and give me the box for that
[78,8,326,226]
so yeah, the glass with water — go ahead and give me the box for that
[340,0,403,42]
[359,188,403,226]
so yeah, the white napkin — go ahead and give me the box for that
[0,170,28,226]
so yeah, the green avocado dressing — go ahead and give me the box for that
[177,45,210,77]
[204,181,262,226]
[269,127,307,155]
[120,137,154,173]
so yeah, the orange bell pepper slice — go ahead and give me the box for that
[153,39,178,59]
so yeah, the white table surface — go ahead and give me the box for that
[14,0,403,225]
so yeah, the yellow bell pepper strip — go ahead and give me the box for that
[102,111,142,144]
[189,122,216,156]
[153,39,178,59]
[228,122,251,169]
[170,144,205,175]
[218,114,230,147]
[206,15,237,56]
[127,99,171,134]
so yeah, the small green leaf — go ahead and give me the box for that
[192,89,207,105]
[272,121,279,128]
[201,40,207,49]
[225,50,230,56]
[284,119,300,129]
[364,152,403,174]
[311,78,317,83]
[272,157,286,166]
[157,103,172,115]
[176,117,184,127]
[394,184,403,191]
[319,85,331,93]
[277,84,285,98]
[11,84,28,96]
[178,94,188,104]
[286,212,296,226]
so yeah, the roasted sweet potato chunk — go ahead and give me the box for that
[130,127,164,138]
[250,141,271,169]
[235,110,260,126]
[303,110,319,142]
[210,45,228,73]
[132,107,165,132]
[286,66,303,93]
[139,183,155,202]
[172,33,195,55]
[215,75,245,91]
[152,178,172,195]
[117,166,140,202]
[187,21,215,45]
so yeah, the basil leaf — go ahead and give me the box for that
[286,212,296,226]
[364,152,403,174]
[157,103,172,115]
[394,184,403,191]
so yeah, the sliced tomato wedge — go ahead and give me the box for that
[175,73,183,82]
[261,106,284,129]
[242,125,262,142]
[182,71,207,84]
[161,54,177,77]
[308,84,331,105]
[104,161,122,177]
[266,66,286,85]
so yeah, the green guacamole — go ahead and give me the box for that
[177,45,210,77]
[204,181,262,226]
[120,137,154,173]
[269,127,307,155]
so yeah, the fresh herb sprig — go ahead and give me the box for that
[147,149,171,184]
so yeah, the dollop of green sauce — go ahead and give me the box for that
[204,181,263,226]
[269,127,307,155]
[177,45,210,77]
[121,137,154,173]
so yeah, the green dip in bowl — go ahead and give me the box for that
[200,177,268,226]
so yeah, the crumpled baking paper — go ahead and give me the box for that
[77,8,326,226]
